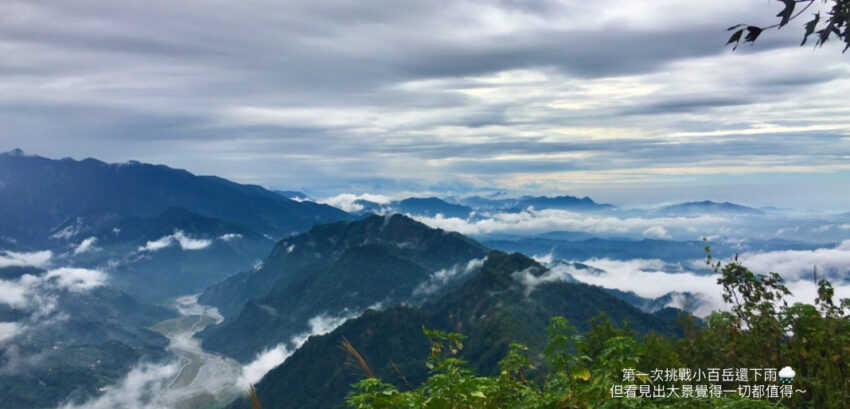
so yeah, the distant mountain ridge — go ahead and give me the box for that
[659,200,764,215]
[0,150,350,247]
[335,194,615,219]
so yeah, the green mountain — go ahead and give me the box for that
[199,214,489,361]
[228,251,681,409]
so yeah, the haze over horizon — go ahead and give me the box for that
[2,0,849,210]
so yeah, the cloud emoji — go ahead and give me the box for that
[778,366,796,380]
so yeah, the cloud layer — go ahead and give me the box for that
[412,208,727,238]
[238,310,361,387]
[543,241,850,316]
[2,1,849,208]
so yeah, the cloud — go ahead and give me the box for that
[219,233,242,242]
[319,193,393,213]
[0,322,23,343]
[413,257,486,296]
[0,267,107,343]
[642,226,669,239]
[73,237,98,255]
[0,250,53,268]
[1,2,850,209]
[238,310,361,387]
[138,230,212,252]
[563,258,726,316]
[548,242,850,317]
[739,240,850,280]
[45,268,107,292]
[238,344,293,388]
[138,236,174,252]
[56,362,182,409]
[412,208,727,237]
[512,264,576,296]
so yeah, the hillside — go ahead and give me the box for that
[199,214,489,361]
[227,251,680,409]
[0,150,350,246]
[0,276,173,409]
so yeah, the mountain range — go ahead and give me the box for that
[199,214,488,361]
[224,251,681,409]
[0,149,350,248]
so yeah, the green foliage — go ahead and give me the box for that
[346,245,850,409]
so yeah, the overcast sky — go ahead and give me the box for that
[1,0,848,210]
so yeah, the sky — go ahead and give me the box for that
[1,0,849,210]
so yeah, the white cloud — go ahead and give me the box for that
[238,310,360,387]
[643,226,669,239]
[512,265,576,296]
[0,267,106,343]
[0,322,24,343]
[173,231,212,250]
[57,362,181,409]
[73,237,98,255]
[412,208,726,237]
[219,233,242,242]
[0,250,52,268]
[45,268,107,292]
[238,343,293,388]
[319,193,393,213]
[567,258,726,316]
[413,257,486,297]
[138,230,212,252]
[555,245,850,317]
[0,279,30,308]
[739,240,850,280]
[51,224,81,240]
[138,236,174,252]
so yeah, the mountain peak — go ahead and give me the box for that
[3,148,25,156]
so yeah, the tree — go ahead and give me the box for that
[726,0,849,52]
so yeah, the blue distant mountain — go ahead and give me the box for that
[659,200,764,215]
[274,190,311,201]
[514,195,615,211]
[342,197,475,218]
[458,194,614,212]
[394,197,474,218]
[0,150,350,247]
